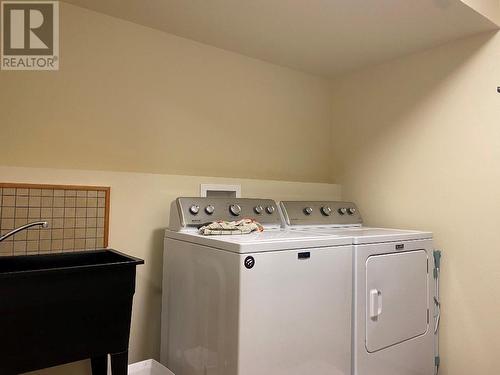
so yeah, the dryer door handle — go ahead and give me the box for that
[369,289,383,321]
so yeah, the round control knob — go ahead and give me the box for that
[189,205,200,215]
[205,205,215,215]
[229,204,242,216]
[321,206,332,216]
[254,205,264,214]
[348,207,357,215]
[266,206,275,214]
[304,207,313,215]
[338,207,347,215]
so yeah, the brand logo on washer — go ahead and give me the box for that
[244,256,255,269]
[396,244,404,250]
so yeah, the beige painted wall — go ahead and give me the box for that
[331,31,500,374]
[462,0,500,24]
[0,165,341,375]
[0,2,333,183]
[0,3,337,374]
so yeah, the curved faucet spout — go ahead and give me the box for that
[0,221,49,242]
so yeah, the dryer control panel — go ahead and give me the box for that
[280,201,362,226]
[169,197,281,230]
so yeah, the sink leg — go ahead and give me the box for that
[110,350,128,375]
[91,355,108,375]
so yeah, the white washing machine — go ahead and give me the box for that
[280,201,439,375]
[161,197,354,375]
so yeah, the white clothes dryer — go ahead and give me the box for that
[280,201,439,375]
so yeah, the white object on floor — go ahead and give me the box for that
[128,359,174,375]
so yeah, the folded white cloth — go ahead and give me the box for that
[198,219,264,236]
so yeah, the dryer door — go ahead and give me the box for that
[365,250,428,353]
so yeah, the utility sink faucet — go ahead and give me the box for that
[0,221,49,242]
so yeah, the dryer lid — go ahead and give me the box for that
[337,227,432,244]
[288,227,432,243]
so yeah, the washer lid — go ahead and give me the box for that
[165,229,352,253]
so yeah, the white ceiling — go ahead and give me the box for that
[63,0,498,77]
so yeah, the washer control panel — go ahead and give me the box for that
[171,197,281,229]
[280,201,362,226]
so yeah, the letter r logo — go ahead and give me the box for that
[10,8,49,49]
[1,1,59,70]
[2,2,54,55]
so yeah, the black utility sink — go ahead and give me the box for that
[0,249,144,375]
